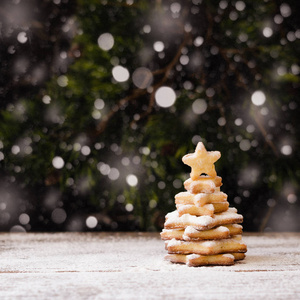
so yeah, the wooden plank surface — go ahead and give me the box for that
[0,232,299,299]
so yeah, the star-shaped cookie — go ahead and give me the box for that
[182,142,221,179]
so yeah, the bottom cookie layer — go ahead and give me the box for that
[165,252,245,267]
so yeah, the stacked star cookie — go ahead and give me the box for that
[161,142,247,267]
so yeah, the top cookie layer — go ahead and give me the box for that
[182,142,221,179]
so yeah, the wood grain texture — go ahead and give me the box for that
[0,232,299,299]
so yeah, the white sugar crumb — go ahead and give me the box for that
[191,180,215,188]
[226,207,237,213]
[175,191,192,198]
[167,238,182,247]
[196,215,214,226]
[194,193,203,200]
[165,212,217,228]
[180,214,214,226]
[184,226,198,234]
[194,193,206,200]
[202,240,216,247]
[205,204,214,210]
[180,214,196,223]
[187,254,200,260]
[232,224,243,229]
[174,192,185,199]
[162,228,182,233]
[217,226,230,233]
[181,204,194,209]
[222,254,234,259]
[165,210,178,219]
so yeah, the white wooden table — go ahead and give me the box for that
[0,232,299,299]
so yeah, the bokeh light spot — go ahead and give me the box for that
[179,55,189,65]
[235,1,246,11]
[235,118,243,126]
[17,32,28,44]
[140,147,150,155]
[219,1,228,10]
[274,14,283,24]
[0,152,5,161]
[246,125,255,133]
[173,179,182,189]
[11,145,20,155]
[251,90,266,106]
[92,110,101,119]
[281,145,292,155]
[51,208,67,224]
[239,139,251,151]
[52,156,65,169]
[57,75,68,87]
[280,3,291,18]
[170,2,181,14]
[125,203,134,212]
[42,95,51,104]
[97,163,111,175]
[153,41,164,52]
[155,86,176,108]
[86,216,98,228]
[132,67,153,89]
[143,25,151,33]
[263,27,273,38]
[19,213,30,225]
[149,199,157,208]
[10,225,26,233]
[121,157,130,166]
[97,33,114,51]
[218,117,226,126]
[112,65,130,82]
[126,174,138,187]
[81,146,91,156]
[94,99,105,109]
[108,168,120,180]
[287,194,297,204]
[158,181,166,189]
[194,36,204,47]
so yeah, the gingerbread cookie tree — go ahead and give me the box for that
[161,142,247,267]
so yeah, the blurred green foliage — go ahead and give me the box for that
[0,0,299,232]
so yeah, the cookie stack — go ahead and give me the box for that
[161,142,247,267]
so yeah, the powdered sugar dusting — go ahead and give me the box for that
[165,210,178,220]
[217,226,230,233]
[166,238,182,247]
[202,240,217,247]
[165,211,214,227]
[205,204,214,211]
[184,226,199,234]
[0,233,299,299]
[187,254,200,260]
[194,193,206,201]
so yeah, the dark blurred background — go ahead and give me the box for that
[0,0,299,232]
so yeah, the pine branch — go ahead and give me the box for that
[94,88,147,135]
[251,106,279,157]
[137,32,192,122]
[94,32,191,135]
